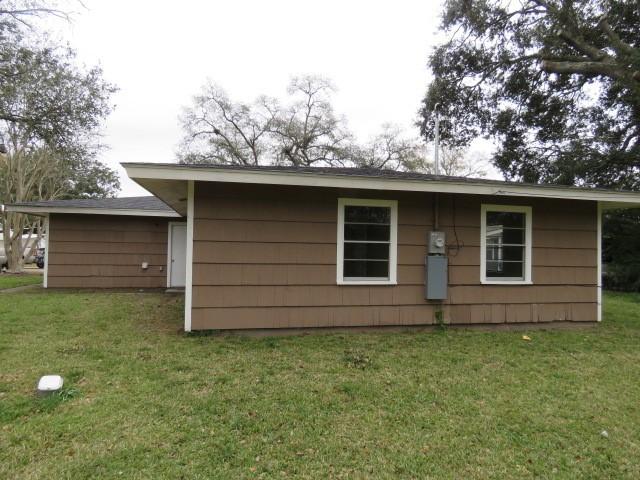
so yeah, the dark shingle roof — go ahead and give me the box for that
[128,163,621,194]
[159,163,485,181]
[10,196,174,212]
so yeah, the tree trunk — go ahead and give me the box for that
[8,238,25,273]
[3,211,26,273]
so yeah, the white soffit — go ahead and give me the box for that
[132,179,189,216]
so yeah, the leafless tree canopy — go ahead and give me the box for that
[0,0,71,36]
[353,123,429,172]
[179,83,269,166]
[265,76,354,167]
[178,74,492,183]
[180,75,459,172]
[179,75,356,168]
[438,147,488,178]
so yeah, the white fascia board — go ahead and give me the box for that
[122,164,640,205]
[5,205,181,217]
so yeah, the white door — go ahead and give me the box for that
[169,223,187,287]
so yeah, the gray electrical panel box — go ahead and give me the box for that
[428,231,446,255]
[426,255,448,300]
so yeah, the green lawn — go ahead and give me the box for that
[1,291,640,479]
[0,273,43,290]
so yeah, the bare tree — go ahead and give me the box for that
[266,75,354,167]
[438,147,488,178]
[178,75,490,178]
[178,83,271,165]
[354,127,489,177]
[179,75,356,167]
[354,123,429,171]
[0,0,70,35]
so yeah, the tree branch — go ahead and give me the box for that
[598,15,636,58]
[542,59,622,79]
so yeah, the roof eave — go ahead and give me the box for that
[122,163,640,206]
[5,205,182,217]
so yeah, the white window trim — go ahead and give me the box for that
[480,204,532,285]
[336,198,398,285]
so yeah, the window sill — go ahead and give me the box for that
[481,280,533,285]
[337,280,398,286]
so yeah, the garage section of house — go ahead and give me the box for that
[7,197,184,289]
[122,163,640,332]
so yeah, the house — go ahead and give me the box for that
[7,196,182,288]
[8,164,640,332]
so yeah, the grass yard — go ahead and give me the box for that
[1,291,640,479]
[0,273,42,290]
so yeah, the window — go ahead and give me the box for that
[337,198,397,285]
[480,204,532,284]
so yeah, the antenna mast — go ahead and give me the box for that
[433,103,440,176]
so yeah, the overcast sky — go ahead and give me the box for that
[53,0,494,196]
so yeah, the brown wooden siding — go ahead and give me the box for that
[47,214,170,288]
[191,182,598,330]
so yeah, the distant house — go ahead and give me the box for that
[8,164,640,332]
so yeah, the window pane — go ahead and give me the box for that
[506,246,524,262]
[488,246,524,262]
[345,206,390,224]
[344,260,389,278]
[344,242,390,260]
[344,223,390,241]
[487,227,525,246]
[486,260,524,279]
[502,227,525,245]
[487,211,524,228]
